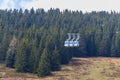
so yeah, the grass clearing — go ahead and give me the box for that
[0,57,120,80]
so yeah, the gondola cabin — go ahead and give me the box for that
[73,41,79,47]
[64,41,69,47]
[64,33,80,47]
[69,41,74,47]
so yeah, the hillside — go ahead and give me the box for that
[0,57,120,80]
[1,9,120,76]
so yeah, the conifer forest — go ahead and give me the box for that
[0,8,120,76]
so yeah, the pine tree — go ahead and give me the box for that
[0,33,10,62]
[51,46,60,71]
[28,39,38,73]
[37,48,51,77]
[6,36,17,68]
[15,38,29,72]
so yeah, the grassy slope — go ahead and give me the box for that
[0,57,120,80]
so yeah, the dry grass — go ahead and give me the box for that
[0,57,120,80]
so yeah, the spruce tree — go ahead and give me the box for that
[37,48,51,77]
[15,38,29,72]
[6,36,17,68]
[28,39,38,73]
[51,46,60,71]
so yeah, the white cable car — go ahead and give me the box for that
[64,33,80,47]
[69,33,76,47]
[69,41,74,47]
[64,41,69,47]
[74,33,80,47]
[73,41,79,47]
[64,33,71,47]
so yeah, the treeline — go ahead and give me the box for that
[0,8,120,76]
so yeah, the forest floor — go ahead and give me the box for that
[0,57,120,80]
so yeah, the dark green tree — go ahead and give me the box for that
[37,47,51,77]
[0,33,10,62]
[6,36,17,68]
[51,46,60,71]
[15,38,30,72]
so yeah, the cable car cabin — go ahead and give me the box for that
[74,41,79,47]
[69,41,79,47]
[64,41,69,47]
[69,41,74,47]
[64,33,80,47]
[64,41,79,47]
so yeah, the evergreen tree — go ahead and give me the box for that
[15,38,29,72]
[51,46,60,71]
[28,39,38,73]
[0,33,10,62]
[6,36,17,68]
[37,48,51,77]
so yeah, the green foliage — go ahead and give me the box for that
[0,33,10,62]
[50,46,60,71]
[15,38,30,72]
[37,48,51,77]
[1,8,120,76]
[28,40,38,73]
[6,36,17,68]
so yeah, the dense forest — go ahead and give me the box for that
[0,8,120,76]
